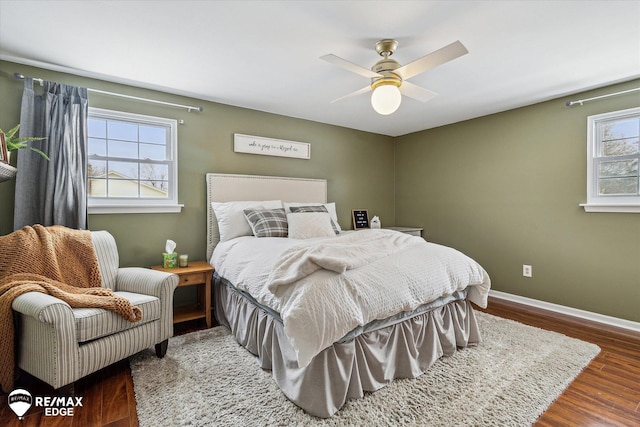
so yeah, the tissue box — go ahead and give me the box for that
[162,252,178,268]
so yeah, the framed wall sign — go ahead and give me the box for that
[234,133,310,160]
[352,209,369,230]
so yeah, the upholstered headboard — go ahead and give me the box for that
[206,173,327,260]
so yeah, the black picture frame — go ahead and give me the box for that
[352,209,369,230]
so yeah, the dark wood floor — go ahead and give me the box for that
[477,298,640,426]
[1,297,639,426]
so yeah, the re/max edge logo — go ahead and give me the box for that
[8,389,84,419]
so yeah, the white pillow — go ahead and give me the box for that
[212,200,282,242]
[287,212,336,239]
[283,202,342,232]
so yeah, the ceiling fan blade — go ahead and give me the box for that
[330,85,371,103]
[400,81,438,103]
[320,54,382,79]
[395,40,468,80]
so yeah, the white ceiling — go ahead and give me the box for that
[1,1,639,137]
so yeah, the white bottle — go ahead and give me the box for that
[370,216,381,229]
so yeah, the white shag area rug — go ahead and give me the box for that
[130,312,600,426]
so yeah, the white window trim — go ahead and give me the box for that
[88,204,184,214]
[579,203,640,213]
[581,106,640,213]
[87,108,183,214]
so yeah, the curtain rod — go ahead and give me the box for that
[13,73,203,112]
[565,87,640,107]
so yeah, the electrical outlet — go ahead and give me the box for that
[523,264,532,278]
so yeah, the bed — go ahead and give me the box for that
[206,173,491,418]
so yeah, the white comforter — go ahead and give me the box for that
[211,229,491,368]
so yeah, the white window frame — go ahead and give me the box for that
[581,106,640,213]
[87,108,183,214]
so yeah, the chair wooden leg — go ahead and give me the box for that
[155,339,168,358]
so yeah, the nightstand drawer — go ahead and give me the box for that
[150,260,214,330]
[384,226,424,237]
[178,272,206,286]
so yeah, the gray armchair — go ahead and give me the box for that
[11,230,179,390]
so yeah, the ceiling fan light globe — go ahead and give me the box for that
[371,85,401,115]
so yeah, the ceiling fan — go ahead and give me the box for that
[321,39,468,115]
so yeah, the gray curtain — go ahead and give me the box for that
[14,78,89,230]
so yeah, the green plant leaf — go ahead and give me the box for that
[1,124,49,160]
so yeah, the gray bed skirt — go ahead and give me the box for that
[213,276,482,418]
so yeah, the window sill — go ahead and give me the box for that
[89,204,184,214]
[580,203,640,213]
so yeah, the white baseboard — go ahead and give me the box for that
[489,290,640,334]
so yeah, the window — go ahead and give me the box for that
[582,107,640,213]
[87,108,182,214]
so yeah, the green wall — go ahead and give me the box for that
[0,60,396,268]
[2,59,638,323]
[395,79,640,323]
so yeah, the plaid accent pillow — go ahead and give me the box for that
[289,205,339,234]
[243,208,288,238]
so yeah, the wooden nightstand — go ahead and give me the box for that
[151,260,214,329]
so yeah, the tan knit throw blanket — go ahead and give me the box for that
[0,225,142,393]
